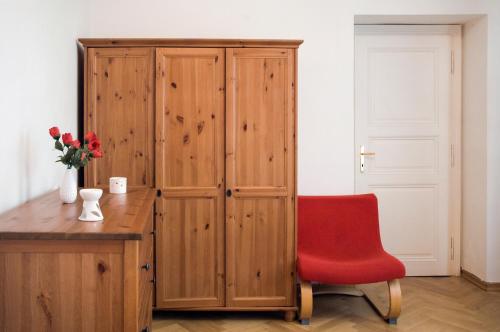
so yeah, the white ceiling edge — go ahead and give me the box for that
[354,14,486,25]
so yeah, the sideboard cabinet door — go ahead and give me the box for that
[155,48,225,308]
[225,48,296,307]
[86,48,154,187]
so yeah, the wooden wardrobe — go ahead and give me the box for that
[80,39,301,319]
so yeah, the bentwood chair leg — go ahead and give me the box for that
[364,279,402,324]
[299,281,313,325]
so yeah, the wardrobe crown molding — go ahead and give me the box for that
[78,38,304,48]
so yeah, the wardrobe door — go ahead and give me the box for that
[226,48,296,307]
[86,48,154,187]
[156,48,225,308]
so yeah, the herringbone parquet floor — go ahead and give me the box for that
[152,277,500,332]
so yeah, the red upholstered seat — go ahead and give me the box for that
[297,194,405,285]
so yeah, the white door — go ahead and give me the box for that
[355,25,461,276]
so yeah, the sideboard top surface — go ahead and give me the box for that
[0,188,155,240]
[78,38,303,48]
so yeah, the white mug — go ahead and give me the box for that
[109,177,127,194]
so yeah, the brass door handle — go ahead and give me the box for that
[360,146,375,173]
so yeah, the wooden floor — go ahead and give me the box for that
[153,277,500,331]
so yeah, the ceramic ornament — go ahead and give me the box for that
[79,188,104,222]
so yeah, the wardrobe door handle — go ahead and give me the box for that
[141,263,151,271]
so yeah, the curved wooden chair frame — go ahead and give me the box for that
[298,279,402,325]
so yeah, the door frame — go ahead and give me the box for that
[354,25,462,275]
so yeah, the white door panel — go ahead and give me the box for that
[355,26,459,276]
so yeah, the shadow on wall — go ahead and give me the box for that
[77,43,85,187]
[18,128,32,204]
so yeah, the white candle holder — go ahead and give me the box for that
[78,189,104,222]
[109,177,127,194]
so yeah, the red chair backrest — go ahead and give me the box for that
[298,194,385,260]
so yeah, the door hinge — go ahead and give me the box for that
[451,51,455,74]
[450,236,455,260]
[450,144,455,168]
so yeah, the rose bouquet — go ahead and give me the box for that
[49,127,103,169]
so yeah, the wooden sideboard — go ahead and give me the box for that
[0,188,155,332]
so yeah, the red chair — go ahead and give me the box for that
[297,194,405,324]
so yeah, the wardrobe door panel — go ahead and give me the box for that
[226,48,296,307]
[86,48,154,187]
[156,48,225,308]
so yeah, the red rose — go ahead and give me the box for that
[80,152,87,161]
[84,131,97,143]
[49,127,60,139]
[62,133,73,146]
[91,149,103,158]
[88,138,101,151]
[71,139,81,148]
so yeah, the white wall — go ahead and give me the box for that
[484,2,500,283]
[1,0,499,281]
[0,0,88,213]
[462,16,488,280]
[84,0,500,280]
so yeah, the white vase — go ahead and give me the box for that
[60,168,77,204]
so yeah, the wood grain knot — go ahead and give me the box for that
[256,271,261,278]
[36,292,52,327]
[243,122,247,131]
[97,261,107,274]
[183,134,190,144]
[171,82,177,88]
[176,115,184,123]
[197,121,205,134]
[205,224,210,230]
